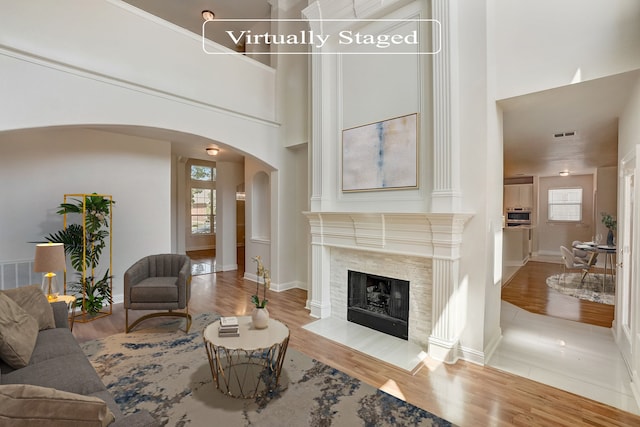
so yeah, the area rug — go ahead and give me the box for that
[546,273,615,305]
[80,314,453,426]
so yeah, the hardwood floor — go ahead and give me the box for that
[501,261,615,327]
[71,254,639,426]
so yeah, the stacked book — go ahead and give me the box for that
[218,316,239,337]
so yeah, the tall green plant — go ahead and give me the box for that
[46,194,114,315]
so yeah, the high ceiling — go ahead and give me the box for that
[500,70,639,179]
[115,1,270,162]
[120,1,638,176]
[122,0,271,50]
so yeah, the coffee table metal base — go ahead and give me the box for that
[203,318,290,399]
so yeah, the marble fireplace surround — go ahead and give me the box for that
[304,212,472,366]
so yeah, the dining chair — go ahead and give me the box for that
[560,245,592,284]
[572,240,590,263]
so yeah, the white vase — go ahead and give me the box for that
[251,307,269,329]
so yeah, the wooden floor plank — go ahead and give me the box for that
[501,261,614,327]
[71,252,638,426]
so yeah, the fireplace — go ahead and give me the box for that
[347,270,409,340]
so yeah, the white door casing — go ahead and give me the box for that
[615,146,639,406]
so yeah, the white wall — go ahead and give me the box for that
[457,0,503,361]
[595,166,618,242]
[0,53,280,169]
[244,158,273,280]
[215,161,244,271]
[272,1,309,149]
[1,0,312,301]
[617,73,640,410]
[273,145,309,290]
[536,174,594,256]
[294,144,310,291]
[495,0,640,99]
[0,0,276,122]
[619,76,640,157]
[0,128,171,301]
[325,2,431,213]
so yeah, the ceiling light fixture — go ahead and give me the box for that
[559,170,570,177]
[202,10,215,21]
[206,147,219,156]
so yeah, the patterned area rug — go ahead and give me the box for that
[546,273,615,305]
[81,314,453,426]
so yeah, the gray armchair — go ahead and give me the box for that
[124,254,192,333]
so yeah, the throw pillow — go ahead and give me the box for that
[0,293,38,369]
[1,285,56,330]
[0,384,115,426]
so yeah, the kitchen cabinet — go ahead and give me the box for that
[503,226,533,267]
[504,184,532,208]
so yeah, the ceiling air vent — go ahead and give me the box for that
[553,131,578,142]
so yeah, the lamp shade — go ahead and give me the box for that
[33,243,66,273]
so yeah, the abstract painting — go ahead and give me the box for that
[342,113,418,192]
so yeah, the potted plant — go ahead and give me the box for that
[46,194,114,316]
[601,212,617,246]
[251,255,270,329]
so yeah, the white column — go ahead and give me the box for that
[431,0,462,212]
[427,213,471,363]
[302,4,325,212]
[307,213,332,318]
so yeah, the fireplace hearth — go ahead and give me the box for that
[347,270,409,340]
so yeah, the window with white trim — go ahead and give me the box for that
[548,187,582,221]
[190,165,216,234]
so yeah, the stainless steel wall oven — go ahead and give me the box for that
[506,208,531,226]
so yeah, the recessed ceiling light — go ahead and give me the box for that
[202,10,215,21]
[559,170,570,177]
[206,147,219,156]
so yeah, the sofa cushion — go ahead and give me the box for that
[1,285,56,331]
[29,328,83,365]
[0,384,115,426]
[0,293,39,369]
[1,352,107,396]
[130,277,178,303]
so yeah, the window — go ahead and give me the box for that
[190,165,216,234]
[548,188,582,221]
[191,165,216,181]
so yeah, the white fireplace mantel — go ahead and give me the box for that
[304,211,474,364]
[304,211,473,259]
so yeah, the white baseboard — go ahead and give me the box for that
[504,259,526,267]
[186,245,215,252]
[218,264,237,272]
[537,250,560,257]
[631,374,640,413]
[458,345,486,366]
[243,272,306,293]
[481,327,502,365]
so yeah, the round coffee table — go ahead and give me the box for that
[203,316,289,399]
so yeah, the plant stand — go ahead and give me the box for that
[62,193,113,323]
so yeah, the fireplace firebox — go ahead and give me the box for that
[347,270,409,340]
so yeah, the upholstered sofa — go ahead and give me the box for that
[0,285,158,426]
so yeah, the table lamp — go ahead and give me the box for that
[34,243,66,301]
